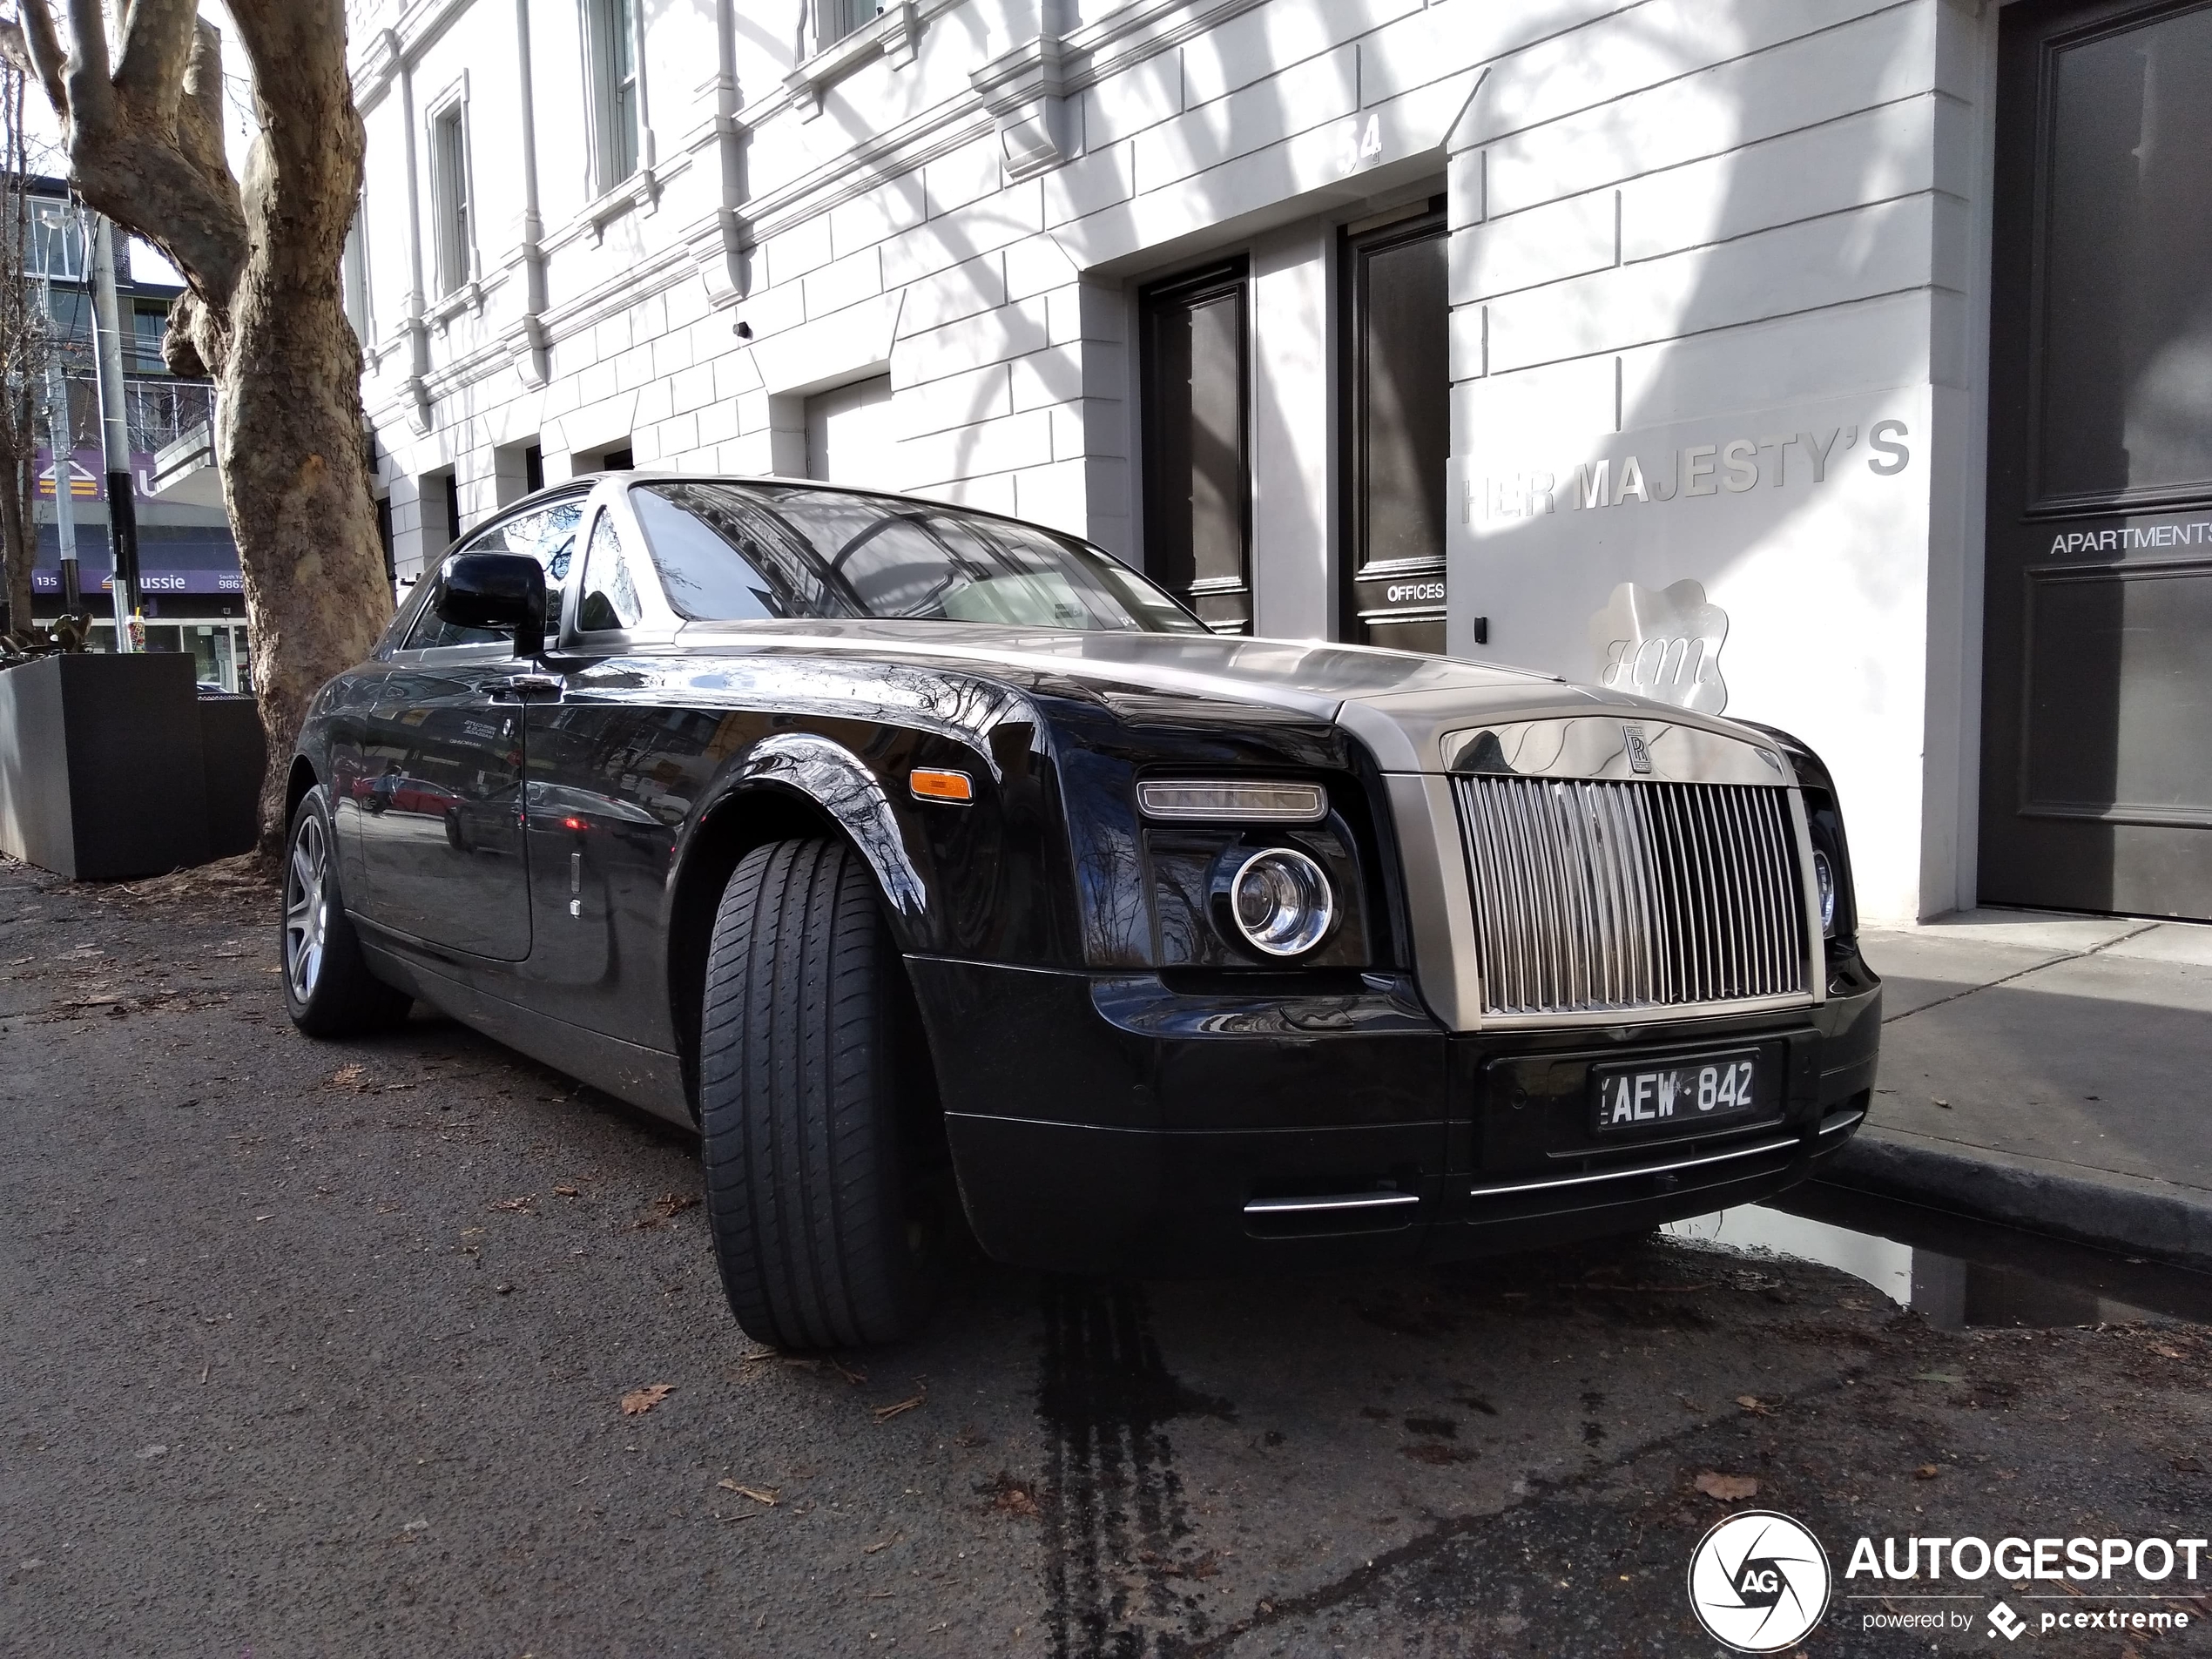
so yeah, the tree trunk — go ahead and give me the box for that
[0,444,33,635]
[3,0,392,853]
[217,274,390,840]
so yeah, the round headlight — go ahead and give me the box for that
[1228,846,1334,957]
[1812,850,1837,937]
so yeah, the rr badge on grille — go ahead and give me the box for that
[1622,725,1654,774]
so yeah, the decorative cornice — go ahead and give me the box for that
[970,34,1072,181]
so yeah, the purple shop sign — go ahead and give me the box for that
[31,569,243,595]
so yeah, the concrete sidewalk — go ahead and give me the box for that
[1821,908,2212,1270]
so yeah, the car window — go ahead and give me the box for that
[402,496,585,650]
[628,480,1208,633]
[577,508,646,632]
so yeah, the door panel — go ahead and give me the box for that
[1140,261,1251,634]
[356,656,532,958]
[1980,0,2212,919]
[1341,202,1448,653]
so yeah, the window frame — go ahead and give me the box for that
[813,0,884,52]
[581,0,644,197]
[568,496,680,646]
[426,85,475,299]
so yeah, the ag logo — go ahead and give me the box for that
[1686,1510,1831,1652]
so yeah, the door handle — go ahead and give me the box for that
[489,673,563,699]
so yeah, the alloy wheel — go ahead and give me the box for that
[285,813,328,1004]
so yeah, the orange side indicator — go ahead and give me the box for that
[909,768,974,804]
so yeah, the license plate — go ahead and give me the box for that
[1591,1052,1762,1136]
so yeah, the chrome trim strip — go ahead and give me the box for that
[1473,991,1816,1032]
[1787,786,1828,1007]
[1817,1107,1867,1136]
[1467,1135,1802,1199]
[1244,1191,1421,1216]
[1385,771,1485,1030]
[1440,717,1789,786]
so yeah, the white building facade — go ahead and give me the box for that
[346,0,2212,927]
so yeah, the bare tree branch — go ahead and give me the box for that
[0,4,68,118]
[59,0,112,126]
[112,0,199,123]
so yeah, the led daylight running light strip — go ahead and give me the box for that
[1136,780,1328,822]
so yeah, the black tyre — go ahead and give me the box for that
[699,838,937,1349]
[281,786,412,1037]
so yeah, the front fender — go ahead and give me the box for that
[722,732,931,921]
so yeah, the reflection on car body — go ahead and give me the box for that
[281,471,1880,1349]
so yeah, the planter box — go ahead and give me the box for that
[0,652,264,880]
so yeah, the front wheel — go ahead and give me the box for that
[281,786,412,1037]
[698,838,938,1350]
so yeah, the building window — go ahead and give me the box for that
[28,201,84,280]
[131,300,172,375]
[428,102,472,296]
[341,207,371,341]
[584,0,640,192]
[816,0,882,51]
[1139,261,1251,635]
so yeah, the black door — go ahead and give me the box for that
[1340,200,1448,653]
[1139,260,1251,634]
[1980,0,2212,920]
[355,496,583,957]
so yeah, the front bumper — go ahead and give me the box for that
[909,950,1880,1278]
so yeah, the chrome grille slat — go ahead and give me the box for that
[1454,777,1811,1018]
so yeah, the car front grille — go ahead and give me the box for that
[1453,776,1811,1017]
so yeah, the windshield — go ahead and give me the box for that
[629,480,1210,634]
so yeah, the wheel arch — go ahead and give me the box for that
[665,741,940,1123]
[285,755,320,824]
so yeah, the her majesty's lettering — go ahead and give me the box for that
[1466,420,1913,522]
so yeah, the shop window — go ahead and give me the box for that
[1138,260,1251,635]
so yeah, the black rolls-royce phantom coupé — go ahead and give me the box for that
[280,473,1879,1348]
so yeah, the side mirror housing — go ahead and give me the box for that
[435,552,546,656]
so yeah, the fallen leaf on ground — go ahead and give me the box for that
[631,1193,701,1229]
[1912,1372,1966,1384]
[323,1063,367,1090]
[1695,1472,1759,1501]
[1913,1463,1941,1480]
[553,1185,580,1197]
[1735,1395,1772,1414]
[2150,1344,2184,1359]
[489,1196,535,1212]
[862,1534,901,1554]
[873,1383,927,1422]
[979,1472,1041,1518]
[619,1383,674,1415]
[717,1479,779,1506]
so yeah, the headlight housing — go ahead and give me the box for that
[1812,850,1837,937]
[1221,846,1335,957]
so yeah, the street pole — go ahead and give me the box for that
[87,215,137,650]
[37,265,81,615]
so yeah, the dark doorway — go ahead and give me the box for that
[1139,260,1251,634]
[1340,199,1448,653]
[1980,0,2212,920]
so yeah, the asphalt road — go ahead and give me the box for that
[3,855,2206,1657]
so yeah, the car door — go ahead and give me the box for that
[356,495,583,959]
